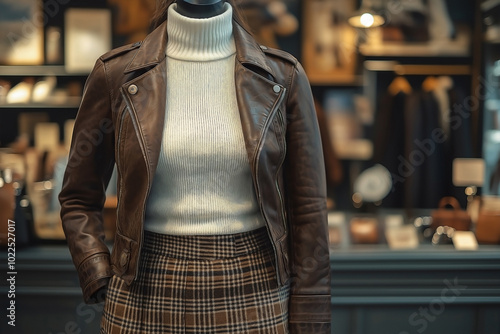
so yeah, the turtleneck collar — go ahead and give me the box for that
[166,3,236,62]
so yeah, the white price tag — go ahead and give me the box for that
[385,225,419,250]
[452,231,478,251]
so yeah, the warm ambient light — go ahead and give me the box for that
[360,13,374,27]
[348,11,385,28]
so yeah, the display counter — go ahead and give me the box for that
[330,244,500,334]
[1,243,499,334]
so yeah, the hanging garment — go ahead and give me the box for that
[373,90,409,207]
[404,89,447,209]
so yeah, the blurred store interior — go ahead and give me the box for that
[0,1,500,333]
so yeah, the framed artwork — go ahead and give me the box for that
[302,0,358,85]
[0,0,44,65]
[65,8,112,73]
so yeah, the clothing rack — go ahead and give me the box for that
[364,60,472,76]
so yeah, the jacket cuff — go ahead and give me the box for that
[289,294,331,333]
[87,278,111,304]
[78,253,112,304]
[289,322,331,334]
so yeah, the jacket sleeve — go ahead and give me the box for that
[59,58,115,304]
[284,61,331,333]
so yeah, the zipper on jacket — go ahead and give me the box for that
[121,89,152,281]
[116,108,128,227]
[275,109,287,233]
[254,86,286,286]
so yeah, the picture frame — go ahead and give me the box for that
[0,0,44,65]
[65,8,112,73]
[302,0,359,85]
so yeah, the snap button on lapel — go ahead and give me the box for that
[260,45,268,50]
[128,84,138,95]
[273,85,281,93]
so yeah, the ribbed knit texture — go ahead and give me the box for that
[144,3,265,235]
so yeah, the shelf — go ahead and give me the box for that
[0,65,89,77]
[364,61,472,75]
[484,37,500,44]
[309,75,364,87]
[0,96,81,109]
[359,27,471,58]
[0,104,80,109]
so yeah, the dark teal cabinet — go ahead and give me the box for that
[1,245,499,333]
[330,245,500,334]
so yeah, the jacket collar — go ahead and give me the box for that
[124,17,274,79]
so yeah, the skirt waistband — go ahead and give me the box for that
[142,227,271,260]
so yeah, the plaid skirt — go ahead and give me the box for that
[100,227,290,334]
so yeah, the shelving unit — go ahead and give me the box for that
[0,66,88,77]
[308,75,365,87]
[0,66,87,145]
[0,97,82,109]
[363,61,473,76]
[359,26,472,58]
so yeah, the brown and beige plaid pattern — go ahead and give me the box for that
[100,227,290,333]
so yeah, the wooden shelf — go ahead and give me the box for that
[0,96,81,109]
[359,27,471,58]
[309,75,364,87]
[364,61,473,75]
[0,65,88,77]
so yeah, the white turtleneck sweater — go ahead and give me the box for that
[143,3,265,235]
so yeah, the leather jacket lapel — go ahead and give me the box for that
[124,21,168,74]
[233,21,284,170]
[118,19,283,182]
[120,60,167,183]
[232,21,274,79]
[234,61,286,169]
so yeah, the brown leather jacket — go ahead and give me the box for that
[59,18,330,333]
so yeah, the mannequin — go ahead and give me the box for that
[176,0,225,18]
[89,0,230,306]
[60,0,331,332]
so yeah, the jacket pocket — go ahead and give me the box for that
[111,232,134,277]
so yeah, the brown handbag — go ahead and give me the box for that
[431,197,472,231]
[0,182,15,246]
[475,197,500,244]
